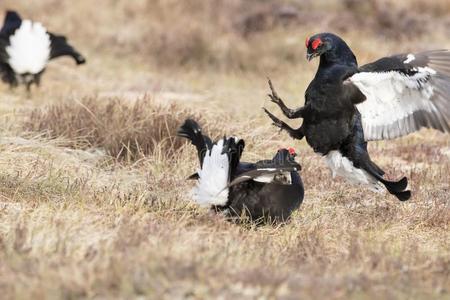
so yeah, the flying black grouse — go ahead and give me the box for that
[178,119,304,223]
[264,32,450,201]
[0,10,86,91]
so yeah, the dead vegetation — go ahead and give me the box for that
[0,0,449,299]
[22,96,203,161]
[3,0,449,72]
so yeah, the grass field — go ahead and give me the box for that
[0,0,449,299]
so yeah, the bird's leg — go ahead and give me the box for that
[25,82,32,97]
[267,79,304,119]
[263,108,304,140]
[34,74,42,88]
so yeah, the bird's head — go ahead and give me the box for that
[306,33,332,61]
[275,147,297,162]
[274,147,301,171]
[305,33,356,64]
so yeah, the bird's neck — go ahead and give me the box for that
[319,47,357,69]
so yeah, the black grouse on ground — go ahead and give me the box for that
[0,10,86,91]
[178,119,304,223]
[264,32,450,201]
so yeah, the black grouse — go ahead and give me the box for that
[264,32,450,201]
[0,10,86,91]
[178,119,304,223]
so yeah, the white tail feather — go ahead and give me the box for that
[6,20,51,74]
[324,151,384,193]
[192,140,229,206]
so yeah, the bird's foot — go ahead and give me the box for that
[267,78,285,106]
[267,78,304,119]
[263,108,304,140]
[263,108,286,131]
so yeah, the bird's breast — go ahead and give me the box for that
[303,113,355,154]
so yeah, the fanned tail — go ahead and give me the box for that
[177,119,212,167]
[362,160,411,201]
[178,119,230,207]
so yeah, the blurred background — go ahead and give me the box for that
[1,0,450,115]
[2,0,449,70]
[0,0,448,106]
[0,0,448,117]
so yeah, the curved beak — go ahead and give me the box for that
[306,52,316,61]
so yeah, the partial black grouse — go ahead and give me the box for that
[264,32,450,201]
[178,119,304,223]
[0,11,86,90]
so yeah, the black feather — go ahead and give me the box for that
[264,32,446,201]
[0,11,22,37]
[181,119,304,223]
[177,119,210,167]
[392,190,412,202]
[49,33,86,64]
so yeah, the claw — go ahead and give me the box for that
[263,108,286,131]
[263,108,304,140]
[267,79,282,105]
[268,79,278,99]
[267,91,274,101]
[268,95,279,105]
[263,107,277,121]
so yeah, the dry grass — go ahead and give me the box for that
[22,96,206,162]
[2,0,449,72]
[0,0,449,299]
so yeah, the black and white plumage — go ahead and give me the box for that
[351,50,450,140]
[178,119,304,223]
[264,33,450,201]
[0,11,86,90]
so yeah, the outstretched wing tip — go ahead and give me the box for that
[352,49,450,141]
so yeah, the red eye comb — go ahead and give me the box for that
[278,147,296,155]
[311,38,322,50]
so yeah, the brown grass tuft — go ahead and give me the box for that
[22,96,198,161]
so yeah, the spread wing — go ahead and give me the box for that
[0,11,22,37]
[0,11,22,63]
[228,159,301,187]
[0,11,86,66]
[49,33,86,64]
[348,50,450,141]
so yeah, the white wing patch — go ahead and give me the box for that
[192,139,229,207]
[253,170,292,184]
[350,67,441,140]
[6,20,51,74]
[324,151,384,192]
[403,54,415,64]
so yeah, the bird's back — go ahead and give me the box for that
[227,171,304,223]
[6,20,51,74]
